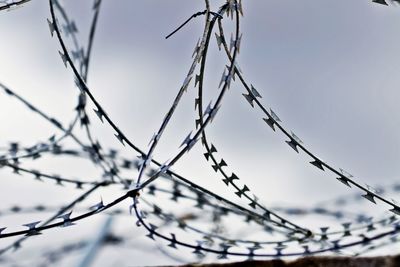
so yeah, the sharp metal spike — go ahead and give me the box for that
[367,223,376,232]
[310,159,324,171]
[362,192,376,204]
[389,206,400,216]
[195,118,201,129]
[250,84,262,98]
[180,131,192,148]
[210,144,217,153]
[204,101,213,116]
[168,233,177,249]
[339,168,353,177]
[229,33,235,53]
[194,98,200,110]
[212,159,227,172]
[237,0,244,16]
[235,185,249,198]
[291,132,302,144]
[159,161,170,174]
[235,33,242,53]
[177,219,187,230]
[58,51,68,68]
[342,223,352,237]
[219,70,227,88]
[148,133,159,146]
[209,105,220,122]
[320,227,329,241]
[114,133,125,146]
[263,116,275,131]
[71,48,84,62]
[57,211,75,227]
[215,33,223,50]
[225,73,232,89]
[263,211,271,221]
[195,74,201,87]
[90,199,104,211]
[302,245,310,254]
[93,108,104,123]
[0,228,6,235]
[373,0,388,5]
[222,173,239,186]
[75,182,83,189]
[337,176,352,188]
[242,93,255,107]
[74,77,85,92]
[192,38,200,58]
[23,221,41,236]
[195,192,206,208]
[286,139,299,153]
[234,61,243,75]
[47,18,55,37]
[182,75,192,91]
[270,109,281,122]
[146,223,158,240]
[63,21,78,36]
[248,195,258,209]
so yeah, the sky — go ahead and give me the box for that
[0,0,400,266]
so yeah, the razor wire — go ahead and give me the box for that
[0,0,399,266]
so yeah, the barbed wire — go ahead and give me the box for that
[0,0,399,265]
[0,0,31,11]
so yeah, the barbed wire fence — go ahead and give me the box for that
[0,0,399,266]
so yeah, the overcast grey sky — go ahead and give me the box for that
[0,0,400,265]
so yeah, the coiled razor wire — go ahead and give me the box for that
[0,0,399,265]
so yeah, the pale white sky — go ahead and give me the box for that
[0,0,399,266]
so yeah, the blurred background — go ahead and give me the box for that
[0,0,400,266]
